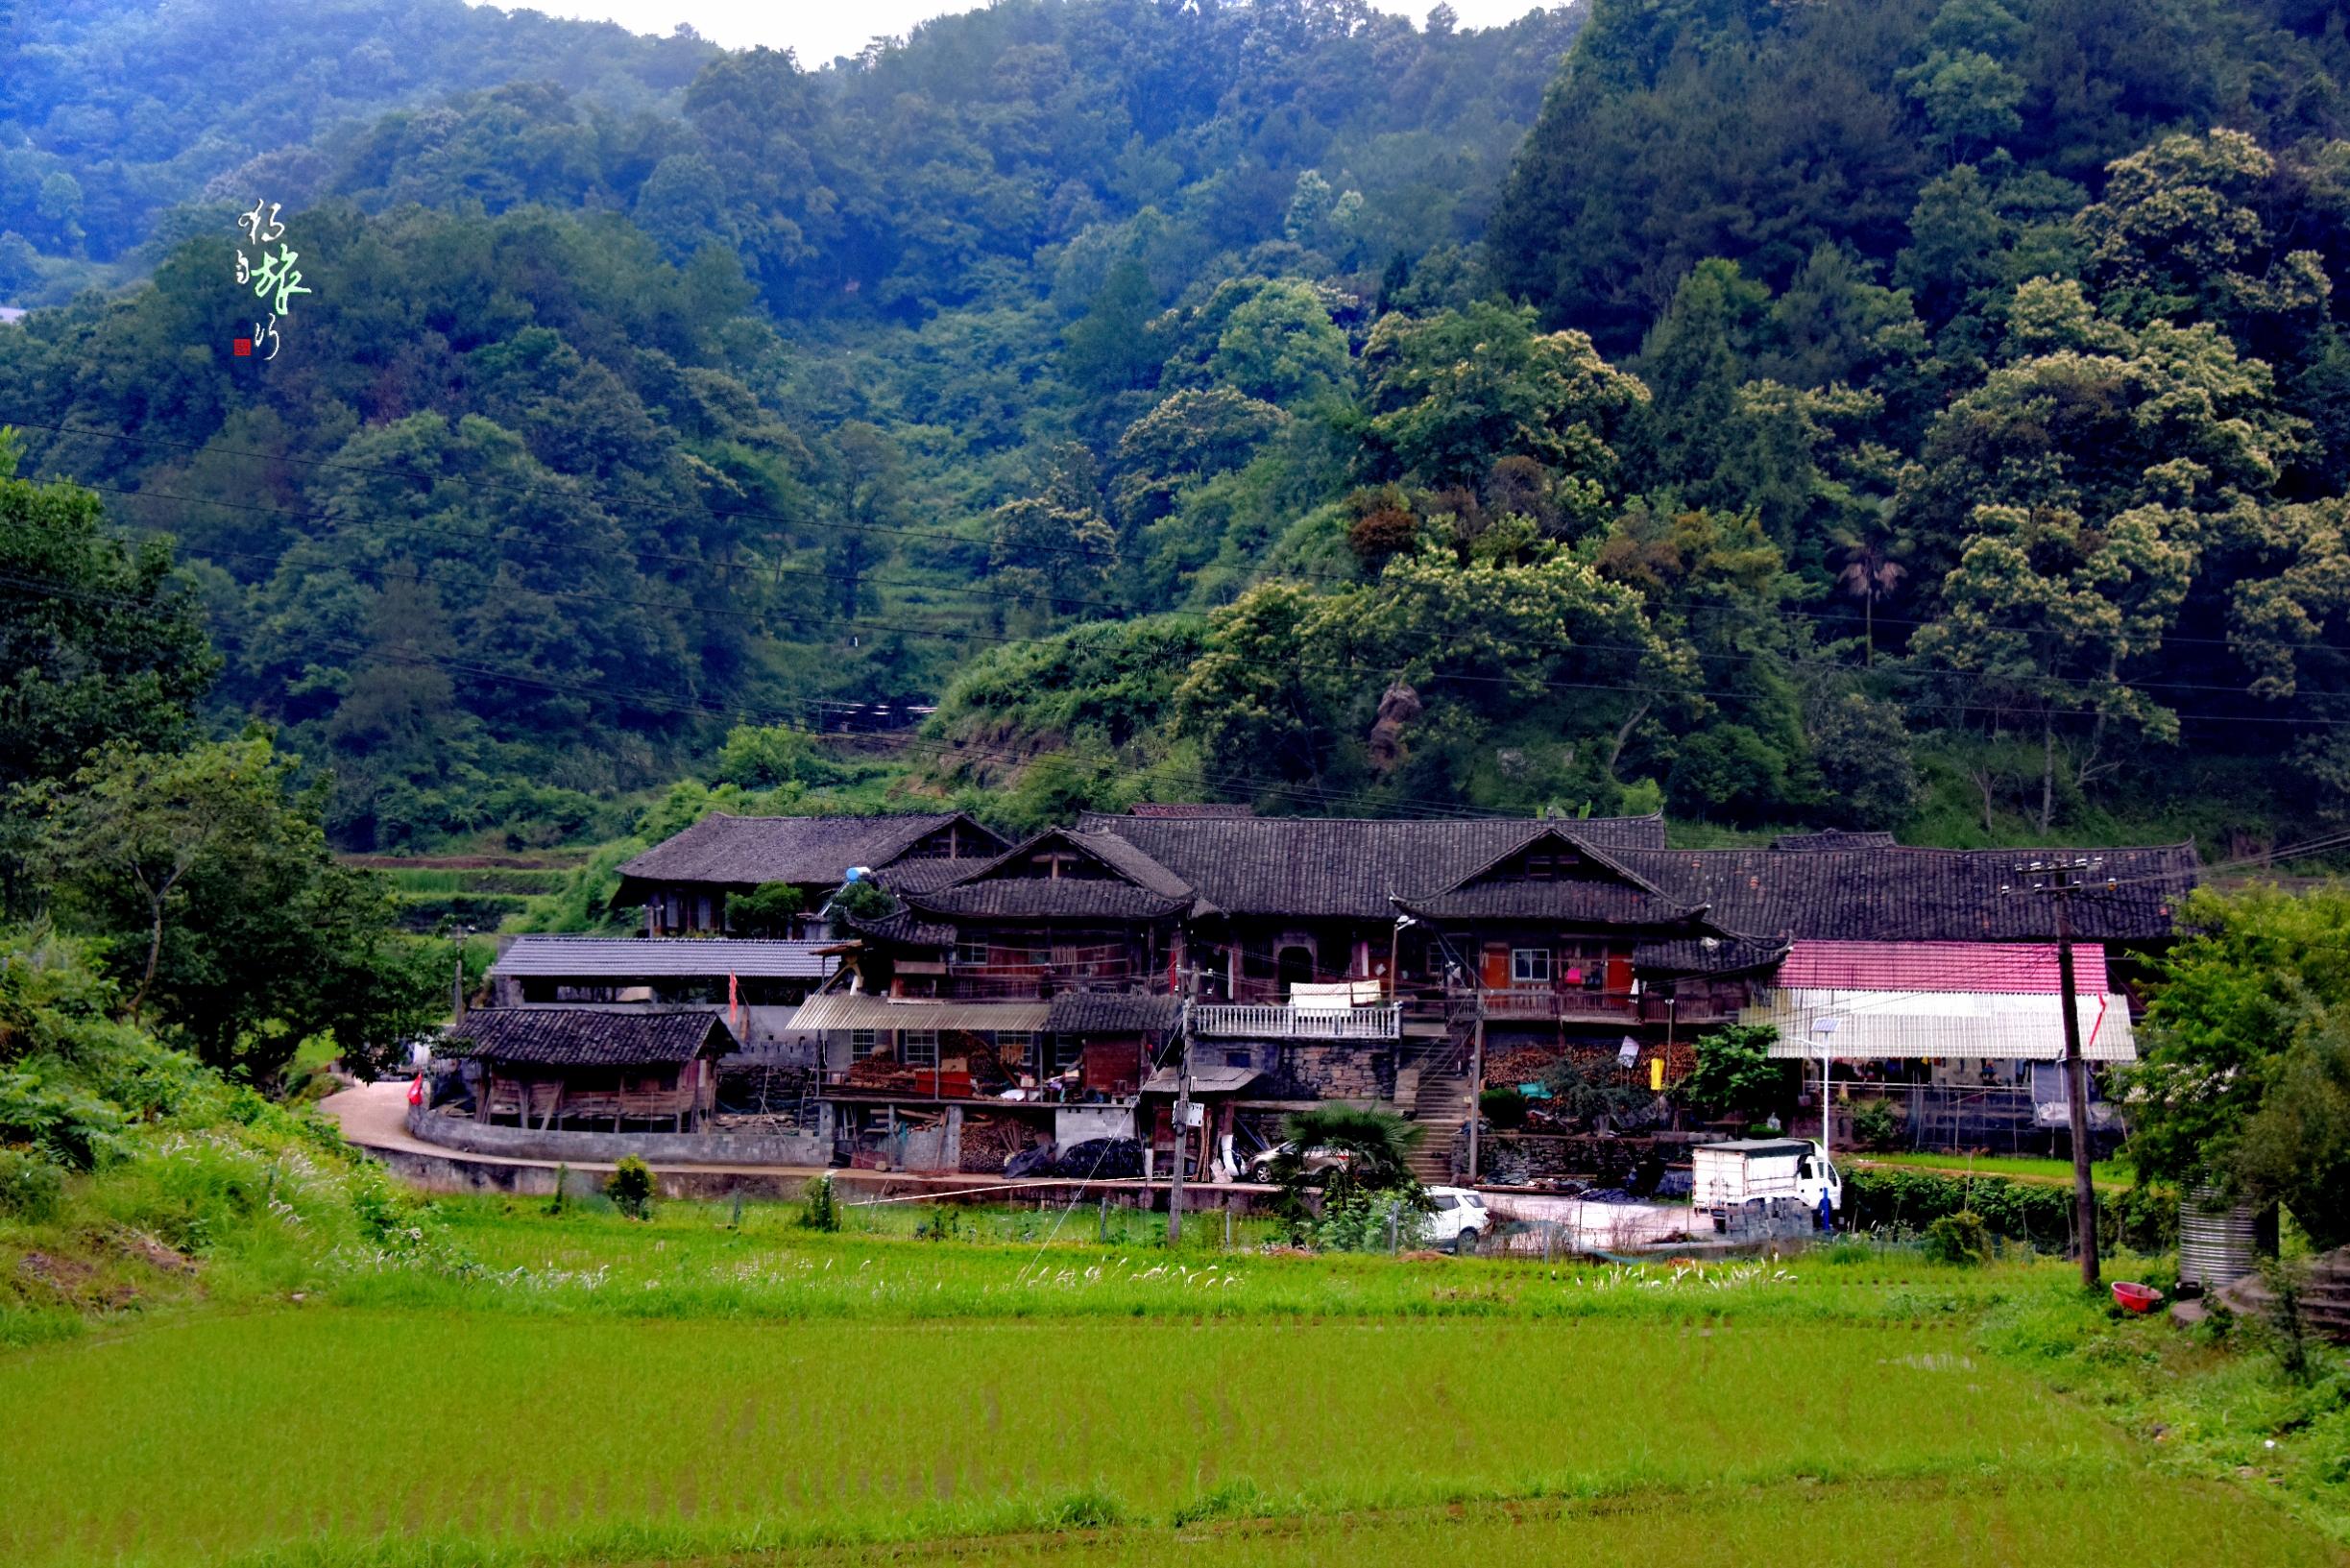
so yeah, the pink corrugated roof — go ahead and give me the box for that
[1779,940,2107,995]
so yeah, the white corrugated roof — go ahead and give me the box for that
[489,936,837,979]
[1751,987,2136,1061]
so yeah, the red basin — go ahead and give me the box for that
[2113,1281,2162,1314]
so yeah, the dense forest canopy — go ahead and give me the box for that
[0,0,715,301]
[8,0,2350,857]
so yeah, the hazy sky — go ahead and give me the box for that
[494,0,1556,69]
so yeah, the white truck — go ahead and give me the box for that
[1691,1138,1842,1230]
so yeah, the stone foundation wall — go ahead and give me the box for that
[1287,1043,1396,1101]
[408,1104,828,1167]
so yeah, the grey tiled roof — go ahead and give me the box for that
[443,1008,735,1066]
[1771,832,1898,852]
[1634,935,1794,976]
[1066,813,1671,918]
[614,812,1002,894]
[1612,843,2197,945]
[841,910,957,947]
[906,830,1195,922]
[1400,879,1700,927]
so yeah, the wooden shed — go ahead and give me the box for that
[442,1009,736,1132]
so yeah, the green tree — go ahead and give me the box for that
[1910,500,2194,832]
[37,735,442,1081]
[2075,130,2329,350]
[1679,1024,1792,1118]
[1175,547,1686,809]
[2233,1019,2350,1251]
[1207,280,1350,406]
[2121,884,2350,1194]
[728,882,805,937]
[0,439,219,863]
[989,446,1120,623]
[1060,257,1168,404]
[38,738,302,1022]
[1359,301,1649,507]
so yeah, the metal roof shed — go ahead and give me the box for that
[1750,940,2137,1061]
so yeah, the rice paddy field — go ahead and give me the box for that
[4,1189,2348,1568]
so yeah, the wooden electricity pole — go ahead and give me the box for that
[2015,857,2106,1291]
[1168,1000,1192,1243]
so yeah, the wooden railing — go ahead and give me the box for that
[1467,989,1638,1022]
[1192,1003,1402,1040]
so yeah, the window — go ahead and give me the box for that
[953,939,988,968]
[1511,948,1552,984]
[850,1029,879,1060]
[995,1031,1035,1071]
[1225,1049,1252,1069]
[902,1030,938,1069]
[1430,1194,1459,1211]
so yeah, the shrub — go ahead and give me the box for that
[1480,1086,1528,1130]
[605,1155,655,1219]
[829,878,896,922]
[1923,1209,1989,1266]
[799,1171,840,1231]
[728,881,806,937]
[0,1147,64,1222]
[1850,1097,1903,1150]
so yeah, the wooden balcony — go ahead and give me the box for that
[1476,988,1639,1024]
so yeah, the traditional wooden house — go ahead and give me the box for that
[611,811,1005,935]
[548,806,2205,1172]
[483,935,836,1055]
[441,1008,735,1132]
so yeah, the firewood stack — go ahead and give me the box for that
[958,1112,1037,1173]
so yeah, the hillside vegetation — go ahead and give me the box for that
[5,0,2350,856]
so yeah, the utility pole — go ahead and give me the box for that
[450,923,474,1023]
[1168,999,1192,1243]
[1467,1001,1485,1187]
[2013,857,2108,1291]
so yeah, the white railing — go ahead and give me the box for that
[1193,1003,1402,1040]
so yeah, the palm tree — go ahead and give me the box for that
[1832,519,1910,666]
[1272,1104,1425,1188]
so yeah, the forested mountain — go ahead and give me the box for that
[0,0,714,302]
[9,0,2350,860]
[0,0,1584,849]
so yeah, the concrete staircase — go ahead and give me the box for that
[1399,993,1481,1188]
[1407,1067,1472,1187]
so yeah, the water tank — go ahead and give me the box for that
[2178,1185,2262,1289]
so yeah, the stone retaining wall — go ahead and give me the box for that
[408,1104,828,1167]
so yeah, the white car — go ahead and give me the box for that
[1422,1186,1490,1254]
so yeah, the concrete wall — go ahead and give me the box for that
[364,1144,823,1200]
[1055,1105,1136,1145]
[408,1105,828,1167]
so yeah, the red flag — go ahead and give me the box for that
[407,1073,425,1106]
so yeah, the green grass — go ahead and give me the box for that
[916,1482,2342,1568]
[1853,1152,2135,1189]
[0,1307,2158,1567]
[8,1179,2350,1568]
